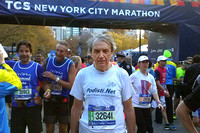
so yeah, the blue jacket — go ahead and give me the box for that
[165,59,176,85]
[0,64,22,133]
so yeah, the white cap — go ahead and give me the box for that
[157,55,168,62]
[138,55,149,62]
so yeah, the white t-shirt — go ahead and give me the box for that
[70,64,135,133]
[130,70,157,108]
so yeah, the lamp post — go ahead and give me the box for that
[12,43,16,56]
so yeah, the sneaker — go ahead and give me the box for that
[169,124,176,131]
[164,124,170,130]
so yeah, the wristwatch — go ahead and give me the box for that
[55,77,60,82]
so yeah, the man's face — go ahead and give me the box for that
[18,45,31,64]
[56,44,68,62]
[35,54,43,63]
[91,40,113,71]
[117,56,123,63]
[139,60,149,70]
[159,60,167,68]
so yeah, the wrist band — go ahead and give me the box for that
[46,89,51,92]
[55,77,60,82]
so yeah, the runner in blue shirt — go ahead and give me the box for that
[164,50,177,126]
[6,40,51,133]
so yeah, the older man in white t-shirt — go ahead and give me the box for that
[70,34,136,133]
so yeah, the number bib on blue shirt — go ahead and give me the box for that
[14,88,32,100]
[139,94,152,105]
[88,105,116,129]
[50,84,62,95]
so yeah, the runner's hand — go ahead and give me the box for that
[42,71,56,80]
[158,103,164,112]
[44,89,51,99]
[164,90,170,97]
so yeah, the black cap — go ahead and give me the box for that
[116,53,125,57]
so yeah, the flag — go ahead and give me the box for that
[191,2,200,7]
[170,0,185,6]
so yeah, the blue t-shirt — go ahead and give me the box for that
[6,60,45,107]
[148,68,155,78]
[46,57,73,98]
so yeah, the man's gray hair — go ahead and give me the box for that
[87,34,117,52]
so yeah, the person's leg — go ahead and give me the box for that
[173,85,181,118]
[44,101,57,133]
[68,96,74,133]
[58,102,70,133]
[26,106,42,133]
[144,108,153,133]
[11,107,26,133]
[134,107,147,133]
[166,85,174,123]
[59,123,68,133]
[162,108,169,124]
[46,123,55,133]
[155,108,162,124]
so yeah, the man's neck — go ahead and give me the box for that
[21,60,31,64]
[140,69,148,75]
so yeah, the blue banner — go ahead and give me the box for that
[0,0,200,25]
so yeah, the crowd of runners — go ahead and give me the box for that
[1,34,200,133]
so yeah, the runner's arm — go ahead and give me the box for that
[58,63,76,89]
[123,97,136,133]
[155,80,165,92]
[70,98,83,133]
[42,63,76,90]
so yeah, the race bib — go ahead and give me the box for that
[139,94,152,105]
[50,84,62,95]
[88,105,116,129]
[14,88,32,100]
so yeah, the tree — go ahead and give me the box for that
[107,30,148,52]
[0,24,57,56]
[65,36,79,56]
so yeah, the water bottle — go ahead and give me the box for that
[34,93,41,105]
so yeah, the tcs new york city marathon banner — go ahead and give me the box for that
[0,0,200,24]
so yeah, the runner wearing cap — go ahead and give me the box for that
[163,50,177,125]
[70,34,136,133]
[130,55,163,133]
[116,53,132,75]
[152,55,176,130]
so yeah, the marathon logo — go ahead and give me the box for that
[91,0,188,6]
